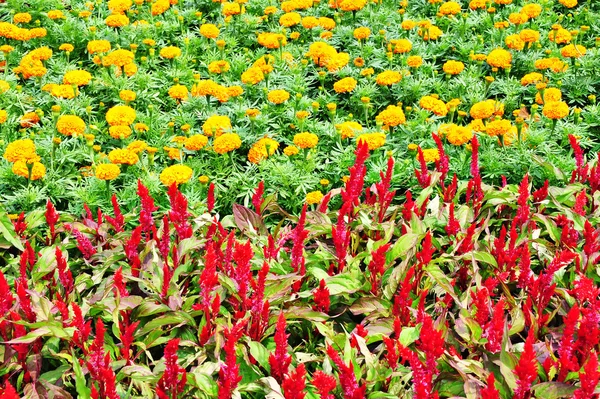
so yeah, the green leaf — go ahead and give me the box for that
[0,208,23,250]
[470,251,498,268]
[248,341,271,371]
[72,349,91,399]
[531,382,577,399]
[386,233,419,264]
[399,325,421,347]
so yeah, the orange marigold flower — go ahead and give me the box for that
[95,163,121,180]
[279,12,301,27]
[3,139,39,163]
[445,124,473,145]
[106,105,136,126]
[248,137,279,163]
[388,38,412,54]
[213,133,242,154]
[487,48,512,69]
[333,77,357,93]
[561,44,586,58]
[419,96,448,116]
[185,134,209,150]
[543,101,569,119]
[241,67,265,85]
[439,1,461,15]
[57,115,86,136]
[293,132,318,149]
[105,14,130,28]
[160,164,193,186]
[13,160,46,180]
[284,145,299,156]
[335,121,363,139]
[357,132,386,150]
[376,105,406,127]
[486,118,512,137]
[536,87,562,105]
[267,89,290,104]
[443,60,464,75]
[87,40,111,54]
[109,125,132,139]
[108,148,139,165]
[203,115,232,136]
[420,148,439,163]
[353,27,371,40]
[160,46,181,59]
[151,0,171,15]
[200,23,220,39]
[305,190,324,205]
[168,84,189,101]
[519,29,540,43]
[376,70,402,86]
[120,90,136,102]
[63,70,92,86]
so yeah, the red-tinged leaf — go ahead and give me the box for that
[531,382,577,399]
[232,203,266,234]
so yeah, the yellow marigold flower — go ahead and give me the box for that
[264,6,278,14]
[268,89,290,104]
[543,101,569,119]
[293,132,318,149]
[106,105,136,126]
[0,80,10,93]
[443,60,464,75]
[151,0,171,15]
[160,164,193,186]
[419,96,448,116]
[305,190,324,205]
[279,12,301,27]
[521,3,542,19]
[213,133,242,154]
[163,147,181,159]
[336,121,363,139]
[388,38,412,54]
[419,25,443,41]
[105,14,130,28]
[135,123,149,132]
[258,32,287,49]
[536,87,562,105]
[318,17,336,30]
[222,2,241,16]
[284,145,299,156]
[57,115,86,136]
[227,86,243,98]
[336,0,368,12]
[246,109,261,118]
[59,43,74,52]
[127,140,148,154]
[108,148,139,165]
[200,23,220,39]
[521,72,544,86]
[119,90,136,102]
[487,48,512,70]
[561,44,586,58]
[4,139,39,163]
[290,32,300,40]
[520,29,540,43]
[376,70,402,86]
[353,27,371,40]
[408,143,418,151]
[13,160,46,180]
[0,110,7,124]
[333,77,357,94]
[376,105,406,127]
[407,55,423,68]
[108,0,133,13]
[203,115,231,137]
[95,163,120,180]
[160,46,181,59]
[168,84,189,101]
[296,111,310,120]
[248,137,279,164]
[470,99,496,119]
[305,42,337,66]
[87,40,111,54]
[14,13,32,24]
[48,10,66,19]
[504,34,524,51]
[185,134,209,150]
[486,118,512,137]
[549,28,572,44]
[558,0,577,8]
[439,1,461,15]
[357,132,386,150]
[63,70,92,86]
[51,84,76,99]
[420,149,440,163]
[199,175,210,184]
[208,60,230,74]
[320,179,330,185]
[401,19,416,29]
[19,112,40,128]
[109,125,132,139]
[445,124,473,145]
[241,67,265,85]
[508,12,529,25]
[325,52,350,72]
[102,49,135,67]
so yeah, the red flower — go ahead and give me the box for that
[514,329,538,399]
[311,370,337,399]
[480,373,499,399]
[157,338,187,399]
[326,345,366,399]
[269,313,292,383]
[252,181,265,214]
[282,364,307,399]
[105,194,124,232]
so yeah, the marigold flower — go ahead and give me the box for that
[127,140,148,153]
[543,101,569,119]
[108,149,139,165]
[0,110,7,124]
[168,84,189,101]
[160,46,182,59]
[420,149,440,162]
[443,60,464,75]
[293,132,318,149]
[520,29,540,43]
[521,72,544,86]
[470,100,496,119]
[241,67,265,85]
[102,49,135,67]
[284,145,299,156]
[388,38,412,54]
[151,0,171,15]
[95,163,121,180]
[419,96,448,116]
[561,44,586,58]
[160,164,193,186]
[258,32,287,49]
[336,121,363,139]
[59,43,74,52]
[407,55,423,68]
[185,134,209,150]
[3,139,39,163]
[376,105,406,127]
[105,14,130,28]
[357,132,386,150]
[487,48,512,68]
[198,175,210,184]
[548,28,572,44]
[536,87,562,105]
[213,133,242,154]
[109,125,132,139]
[486,118,512,137]
[445,124,473,145]
[505,34,525,51]
[14,13,32,24]
[402,20,417,29]
[318,17,336,30]
[268,89,290,104]
[63,70,92,86]
[108,0,133,13]
[521,3,542,19]
[439,1,461,15]
[306,190,324,205]
[353,27,371,40]
[20,112,40,128]
[87,40,111,54]
[509,12,529,25]
[119,90,136,102]
[13,160,46,180]
[57,115,86,136]
[558,0,577,7]
[106,105,136,126]
[203,115,231,137]
[248,137,279,163]
[375,70,402,86]
[222,2,241,16]
[333,77,357,94]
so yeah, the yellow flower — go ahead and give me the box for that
[120,90,137,102]
[284,145,299,156]
[267,89,291,104]
[487,48,512,69]
[279,12,301,27]
[561,44,586,58]
[213,133,242,154]
[14,13,32,24]
[320,179,330,185]
[168,84,189,101]
[543,101,569,119]
[486,118,512,137]
[57,115,86,136]
[208,60,231,74]
[199,175,210,184]
[439,1,461,15]
[419,96,448,116]
[127,140,148,154]
[305,190,324,205]
[445,124,473,145]
[248,137,279,163]
[293,132,318,149]
[536,87,562,105]
[109,125,132,139]
[151,0,170,15]
[185,134,209,150]
[375,70,402,86]
[95,163,120,180]
[241,67,265,85]
[333,77,357,94]
[335,121,363,139]
[469,100,496,119]
[258,32,287,49]
[105,14,130,28]
[160,46,182,59]
[12,160,46,180]
[353,27,371,40]
[443,60,464,75]
[376,105,406,127]
[420,149,440,163]
[108,149,139,165]
[203,115,232,137]
[3,139,39,163]
[106,105,136,126]
[200,23,220,38]
[388,38,412,54]
[0,110,7,124]
[160,164,193,186]
[357,132,386,150]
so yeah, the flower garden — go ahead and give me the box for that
[1,0,600,397]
